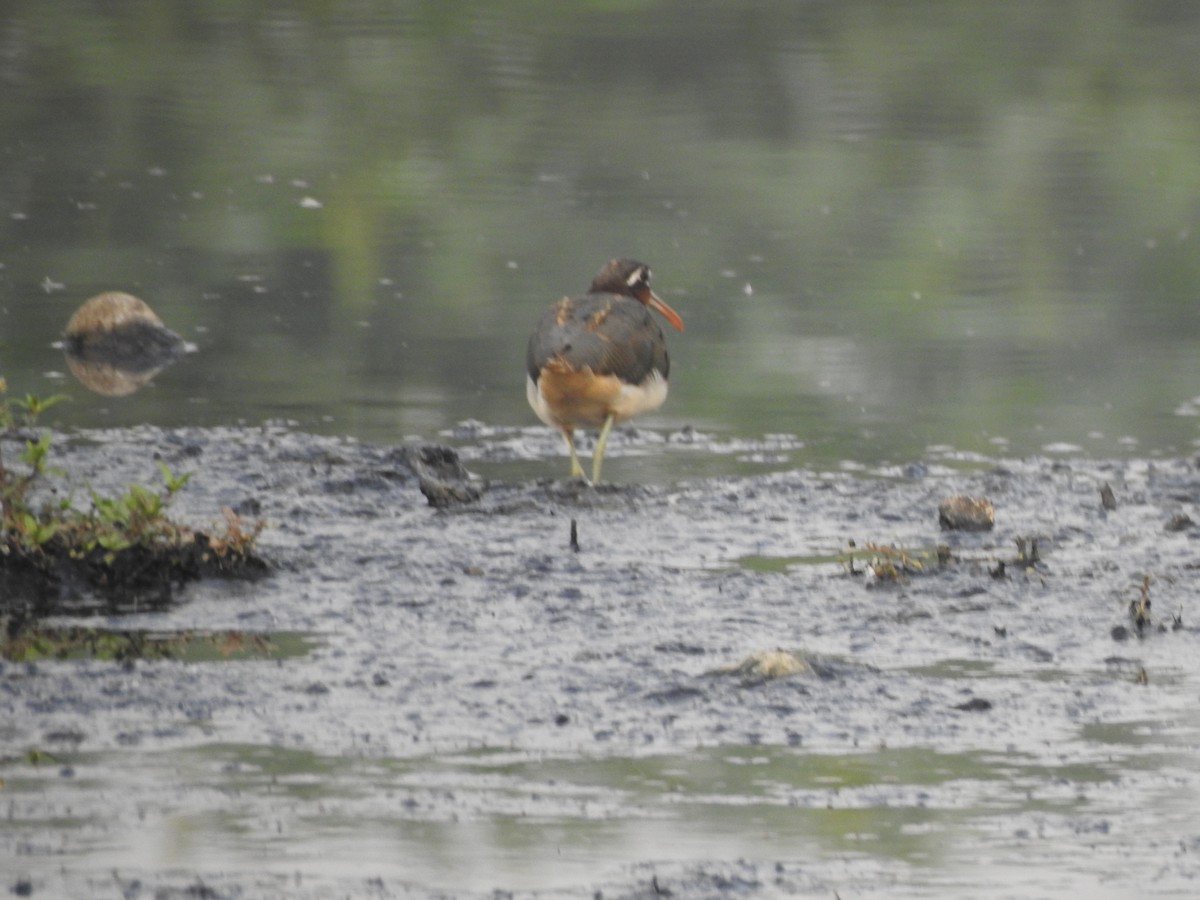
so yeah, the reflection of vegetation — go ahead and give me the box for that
[444,742,1120,862]
[0,749,60,772]
[736,552,843,573]
[0,382,266,603]
[0,626,286,663]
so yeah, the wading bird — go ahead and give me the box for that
[526,259,684,482]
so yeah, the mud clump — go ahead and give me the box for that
[1,522,268,614]
[938,494,994,531]
[402,445,482,508]
[1100,482,1118,511]
[709,649,811,684]
[1164,511,1193,532]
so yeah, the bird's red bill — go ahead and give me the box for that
[647,291,684,332]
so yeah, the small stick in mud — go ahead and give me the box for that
[569,518,580,552]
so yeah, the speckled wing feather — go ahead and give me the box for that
[527,294,669,385]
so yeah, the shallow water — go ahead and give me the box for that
[2,427,1199,897]
[2,4,1200,467]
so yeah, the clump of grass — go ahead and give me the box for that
[839,539,929,582]
[1126,573,1180,636]
[0,378,266,603]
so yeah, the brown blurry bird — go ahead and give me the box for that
[526,259,684,482]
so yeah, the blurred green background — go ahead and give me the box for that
[3,0,1200,470]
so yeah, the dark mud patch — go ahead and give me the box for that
[2,426,1199,898]
[0,528,268,617]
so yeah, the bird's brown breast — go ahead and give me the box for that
[534,359,628,427]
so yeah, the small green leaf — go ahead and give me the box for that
[96,532,130,552]
[157,461,192,495]
[19,432,52,469]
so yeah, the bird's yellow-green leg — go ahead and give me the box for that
[591,413,616,483]
[562,429,585,478]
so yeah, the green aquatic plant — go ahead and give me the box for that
[839,539,929,581]
[81,462,193,556]
[0,379,69,430]
[0,379,266,599]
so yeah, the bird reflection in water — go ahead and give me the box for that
[59,292,193,396]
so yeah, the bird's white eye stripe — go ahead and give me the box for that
[626,266,650,287]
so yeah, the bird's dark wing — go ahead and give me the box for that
[527,294,669,385]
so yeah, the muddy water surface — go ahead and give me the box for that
[2,425,1199,898]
